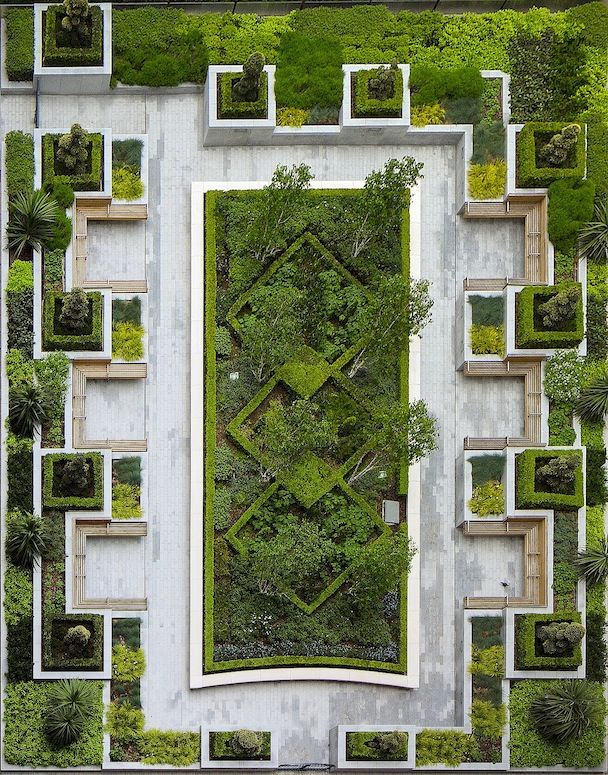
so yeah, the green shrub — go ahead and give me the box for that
[4,564,33,626]
[7,434,33,512]
[42,452,104,510]
[105,701,145,742]
[468,481,504,517]
[353,67,403,119]
[469,323,504,356]
[7,259,34,294]
[43,5,103,67]
[43,290,103,352]
[6,512,46,567]
[137,730,200,766]
[469,294,504,326]
[584,113,608,197]
[409,64,484,106]
[469,455,505,488]
[113,643,146,682]
[346,731,408,761]
[469,700,506,740]
[516,283,584,350]
[586,611,608,681]
[586,447,607,506]
[42,132,103,192]
[468,161,506,200]
[48,210,73,252]
[530,680,605,744]
[5,131,34,198]
[112,296,141,325]
[42,613,104,671]
[274,31,343,113]
[113,456,141,485]
[210,730,271,761]
[44,249,65,290]
[515,611,583,670]
[6,617,34,682]
[112,322,144,361]
[218,71,268,120]
[111,167,144,201]
[538,620,585,656]
[410,103,445,127]
[516,449,583,509]
[415,729,480,766]
[548,404,576,446]
[112,483,142,519]
[48,176,75,209]
[472,122,506,164]
[7,287,33,357]
[276,108,308,127]
[5,9,34,82]
[544,350,584,404]
[469,644,505,677]
[548,178,595,253]
[3,681,103,767]
[517,122,586,188]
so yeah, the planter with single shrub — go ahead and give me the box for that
[515,283,584,351]
[515,449,584,510]
[34,2,112,93]
[516,122,586,189]
[41,124,104,192]
[42,451,104,509]
[43,288,103,351]
[515,611,584,671]
[201,728,277,769]
[342,64,409,128]
[42,613,104,671]
[330,725,415,770]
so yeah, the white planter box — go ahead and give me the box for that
[200,728,278,769]
[34,3,112,94]
[329,726,415,770]
[342,64,410,127]
[463,289,506,364]
[461,449,508,524]
[111,134,148,205]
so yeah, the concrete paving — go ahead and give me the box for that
[2,91,531,761]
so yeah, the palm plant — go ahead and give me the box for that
[45,679,97,748]
[9,383,50,437]
[6,189,60,257]
[579,197,608,263]
[574,536,608,584]
[530,680,604,742]
[6,512,46,567]
[574,370,608,421]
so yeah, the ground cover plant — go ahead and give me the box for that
[205,160,436,674]
[345,730,408,761]
[467,454,505,518]
[112,139,144,201]
[112,457,142,519]
[112,297,144,361]
[468,294,504,358]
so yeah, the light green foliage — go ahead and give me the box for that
[470,324,505,357]
[112,483,142,520]
[112,643,146,682]
[276,107,308,127]
[137,730,201,766]
[416,729,480,767]
[112,322,144,361]
[6,259,34,293]
[469,700,506,740]
[468,481,504,517]
[544,350,584,404]
[468,161,507,200]
[35,351,70,425]
[215,326,232,357]
[4,564,33,625]
[112,167,144,201]
[105,701,145,742]
[44,249,65,290]
[469,645,505,677]
[410,103,445,126]
[3,681,103,767]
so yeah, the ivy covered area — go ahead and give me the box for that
[204,160,436,673]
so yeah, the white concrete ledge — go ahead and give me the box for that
[200,727,279,769]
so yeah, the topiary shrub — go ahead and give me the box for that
[538,621,585,656]
[231,729,262,757]
[57,124,90,174]
[372,731,404,756]
[63,624,91,656]
[59,288,89,332]
[233,53,265,102]
[536,456,578,494]
[538,286,580,329]
[538,124,581,168]
[61,457,90,494]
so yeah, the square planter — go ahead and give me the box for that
[43,452,104,509]
[206,65,276,134]
[41,130,104,192]
[464,290,506,362]
[342,64,409,127]
[41,612,104,671]
[515,283,584,350]
[111,134,148,205]
[34,3,112,93]
[201,728,278,769]
[463,450,507,522]
[516,121,586,189]
[514,611,583,671]
[42,290,103,352]
[515,448,584,510]
[330,726,415,770]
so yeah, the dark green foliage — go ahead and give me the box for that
[6,512,46,568]
[585,612,608,681]
[508,30,585,122]
[444,97,482,125]
[538,621,585,656]
[469,454,504,488]
[210,731,271,761]
[538,286,581,329]
[353,67,403,119]
[530,680,604,743]
[516,283,584,350]
[274,31,343,114]
[586,286,608,359]
[43,5,103,67]
[5,9,34,82]
[60,288,90,331]
[232,52,265,102]
[584,114,608,198]
[517,122,586,188]
[567,2,608,49]
[468,295,503,326]
[7,435,33,512]
[43,452,104,510]
[48,211,73,252]
[472,122,505,164]
[585,447,607,506]
[5,131,35,198]
[112,139,143,174]
[42,614,104,671]
[42,132,103,192]
[7,189,61,258]
[548,178,595,254]
[539,124,581,167]
[548,405,576,446]
[218,72,268,120]
[6,618,34,682]
[7,288,34,358]
[112,9,209,87]
[575,537,608,585]
[575,371,608,422]
[10,383,50,437]
[579,197,608,265]
[48,177,75,209]
[409,64,484,106]
[516,449,583,510]
[44,679,98,748]
[516,612,583,671]
[536,455,579,494]
[44,249,65,290]
[61,457,90,493]
[113,457,141,486]
[43,290,102,352]
[112,296,141,325]
[346,731,408,761]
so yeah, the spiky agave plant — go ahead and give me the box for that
[6,512,46,567]
[6,189,60,257]
[44,679,98,748]
[44,704,85,748]
[530,680,604,743]
[574,536,608,584]
[579,197,608,263]
[574,371,608,422]
[9,382,50,437]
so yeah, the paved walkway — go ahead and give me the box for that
[16,92,528,760]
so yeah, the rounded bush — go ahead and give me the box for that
[63,625,91,655]
[231,729,262,757]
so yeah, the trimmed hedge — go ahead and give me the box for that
[42,452,104,509]
[516,283,584,350]
[352,68,403,119]
[415,730,480,767]
[7,435,33,512]
[42,613,104,671]
[7,287,34,358]
[218,71,268,120]
[210,731,272,761]
[43,290,103,352]
[6,618,34,682]
[5,9,34,82]
[509,680,606,769]
[517,122,586,189]
[5,131,34,198]
[43,5,103,67]
[585,446,607,507]
[515,611,582,670]
[547,178,595,254]
[515,449,584,510]
[3,681,104,767]
[42,132,103,192]
[346,731,408,761]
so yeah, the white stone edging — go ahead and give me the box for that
[341,64,410,127]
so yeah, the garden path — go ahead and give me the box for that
[26,92,528,761]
